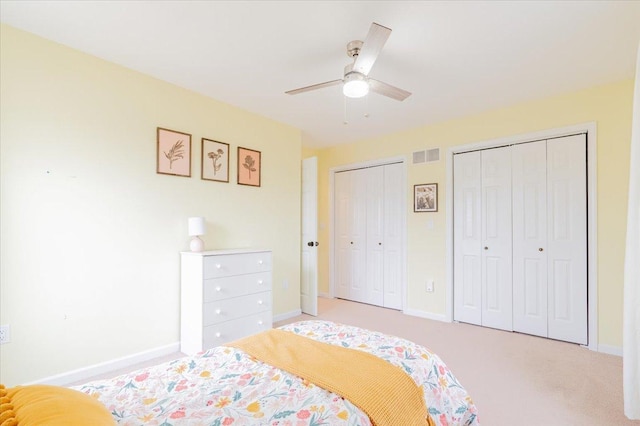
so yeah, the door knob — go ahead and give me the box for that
[484,246,488,250]
[307,241,314,247]
[314,241,319,246]
[350,242,353,245]
[378,242,382,246]
[539,248,544,252]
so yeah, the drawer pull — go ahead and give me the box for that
[258,320,263,325]
[257,300,263,305]
[257,259,264,265]
[215,332,221,338]
[258,280,263,285]
[215,309,222,315]
[215,286,221,292]
[215,264,222,269]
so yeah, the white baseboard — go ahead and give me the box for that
[598,344,623,357]
[26,342,180,386]
[273,309,302,323]
[403,308,448,323]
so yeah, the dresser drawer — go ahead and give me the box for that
[203,252,271,279]
[203,311,272,348]
[203,272,270,302]
[203,291,272,326]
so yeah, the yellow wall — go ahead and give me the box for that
[0,25,302,385]
[315,79,634,348]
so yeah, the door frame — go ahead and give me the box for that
[329,156,408,310]
[445,122,598,351]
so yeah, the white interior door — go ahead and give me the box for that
[453,151,482,325]
[481,147,513,331]
[301,157,318,316]
[512,141,548,337]
[547,134,587,344]
[366,166,385,306]
[383,163,403,309]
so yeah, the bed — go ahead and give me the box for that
[73,320,479,425]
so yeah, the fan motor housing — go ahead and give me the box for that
[346,40,364,58]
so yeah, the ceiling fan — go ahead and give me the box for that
[285,22,411,101]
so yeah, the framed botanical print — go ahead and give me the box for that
[201,138,229,182]
[157,127,191,177]
[237,146,261,187]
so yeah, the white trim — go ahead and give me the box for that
[26,342,180,386]
[328,156,408,309]
[598,344,623,357]
[445,122,598,350]
[273,309,302,322]
[403,308,448,323]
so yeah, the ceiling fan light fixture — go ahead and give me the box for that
[343,72,369,98]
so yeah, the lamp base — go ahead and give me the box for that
[190,236,204,252]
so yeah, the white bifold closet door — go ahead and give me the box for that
[454,134,587,345]
[512,140,548,337]
[335,163,403,309]
[453,147,513,331]
[545,135,587,344]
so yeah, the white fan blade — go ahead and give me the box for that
[286,79,342,95]
[369,79,411,101]
[353,22,392,75]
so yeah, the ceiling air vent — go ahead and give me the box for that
[412,148,440,165]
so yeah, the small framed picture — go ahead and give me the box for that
[414,183,438,212]
[201,138,229,182]
[237,146,261,187]
[157,127,191,177]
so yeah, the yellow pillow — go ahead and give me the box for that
[0,384,114,426]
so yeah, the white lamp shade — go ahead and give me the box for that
[343,72,369,98]
[343,80,369,98]
[188,217,205,236]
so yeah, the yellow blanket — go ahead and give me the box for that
[229,328,434,426]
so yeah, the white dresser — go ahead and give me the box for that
[180,248,272,355]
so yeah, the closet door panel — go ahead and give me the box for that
[383,163,403,309]
[366,166,385,306]
[335,171,352,300]
[453,151,482,325]
[481,147,513,331]
[547,134,587,345]
[349,168,368,304]
[512,141,548,337]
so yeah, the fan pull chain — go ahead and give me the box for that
[343,95,348,125]
[364,93,370,118]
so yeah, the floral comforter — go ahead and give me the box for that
[74,320,479,425]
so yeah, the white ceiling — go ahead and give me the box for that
[2,1,639,148]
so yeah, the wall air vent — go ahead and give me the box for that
[426,148,440,162]
[412,150,426,164]
[412,148,440,165]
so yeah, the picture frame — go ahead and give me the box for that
[157,127,191,177]
[414,183,438,212]
[201,138,230,182]
[237,146,261,187]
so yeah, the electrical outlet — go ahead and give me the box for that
[426,280,434,293]
[0,325,10,344]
